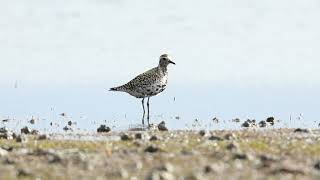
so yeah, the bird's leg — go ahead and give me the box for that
[141,98,145,126]
[147,97,150,127]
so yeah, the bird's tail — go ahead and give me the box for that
[109,86,124,91]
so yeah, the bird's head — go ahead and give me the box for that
[159,54,175,68]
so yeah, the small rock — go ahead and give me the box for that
[158,121,168,131]
[145,145,160,153]
[232,118,240,123]
[135,133,143,139]
[269,166,305,175]
[226,143,239,151]
[208,135,223,141]
[266,117,275,125]
[259,154,276,162]
[29,118,35,124]
[241,121,250,127]
[16,135,27,143]
[0,127,8,133]
[233,153,247,160]
[199,130,206,136]
[21,126,31,134]
[212,117,219,123]
[204,165,214,174]
[2,119,10,123]
[38,134,47,140]
[259,120,267,128]
[63,126,71,131]
[31,129,39,135]
[241,119,256,128]
[175,116,180,120]
[294,128,310,133]
[121,134,132,141]
[97,125,111,133]
[314,161,320,170]
[0,127,14,139]
[150,135,158,141]
[68,121,72,126]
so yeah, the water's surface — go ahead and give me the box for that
[1,0,320,132]
[1,85,319,132]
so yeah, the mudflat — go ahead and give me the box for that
[0,128,320,180]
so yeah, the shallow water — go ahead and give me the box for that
[1,85,319,133]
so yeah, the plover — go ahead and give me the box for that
[110,54,175,127]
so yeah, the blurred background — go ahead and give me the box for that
[1,0,319,131]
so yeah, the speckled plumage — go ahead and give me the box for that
[110,54,175,126]
[111,66,168,98]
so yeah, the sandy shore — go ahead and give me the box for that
[0,128,320,180]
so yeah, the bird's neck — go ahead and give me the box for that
[158,65,168,75]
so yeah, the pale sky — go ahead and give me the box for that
[1,0,320,88]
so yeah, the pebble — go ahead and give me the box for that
[199,130,206,136]
[259,120,267,128]
[29,118,35,124]
[97,125,111,133]
[145,146,160,153]
[241,119,256,128]
[212,117,219,123]
[16,135,27,143]
[294,128,310,133]
[121,134,132,141]
[226,143,239,151]
[63,126,72,131]
[149,135,158,141]
[232,118,240,123]
[233,153,248,160]
[0,127,14,139]
[204,165,214,174]
[314,161,320,170]
[21,126,31,134]
[158,121,168,131]
[266,117,275,125]
[135,133,143,139]
[31,129,39,135]
[266,117,274,126]
[208,135,223,141]
[38,134,48,140]
[2,119,10,123]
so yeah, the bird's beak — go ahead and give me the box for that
[169,60,176,65]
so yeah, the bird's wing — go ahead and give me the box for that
[123,67,160,90]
